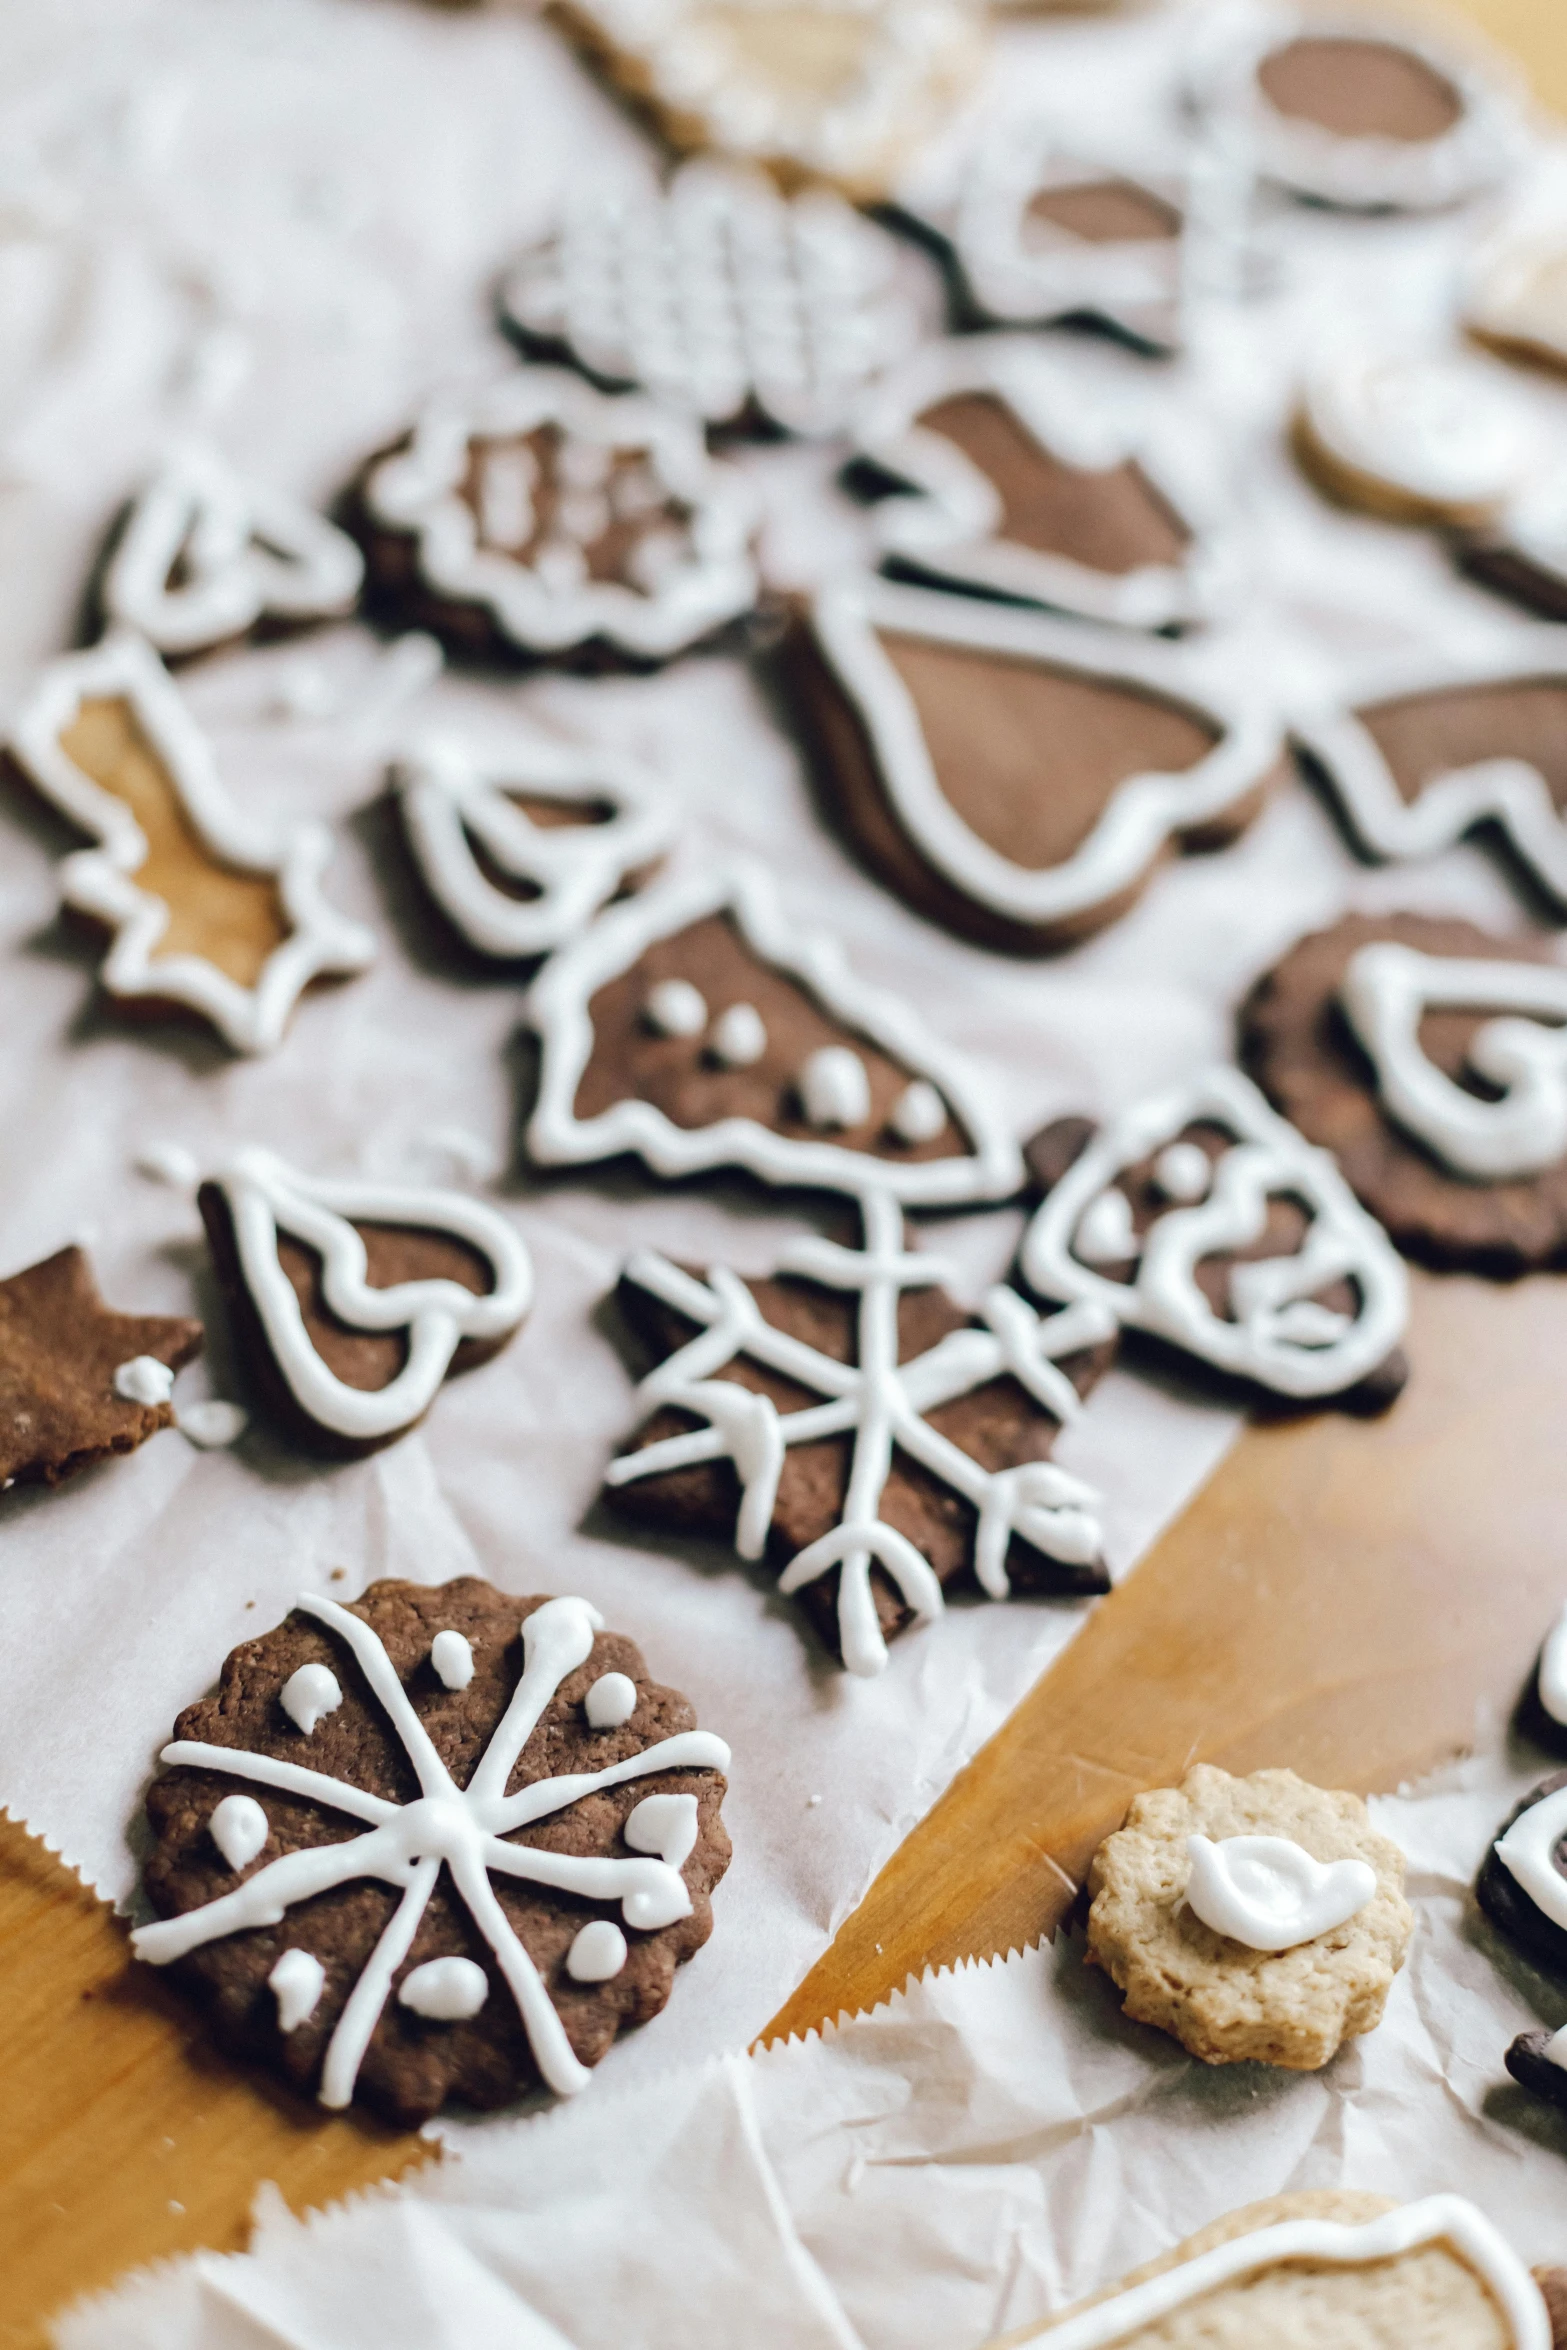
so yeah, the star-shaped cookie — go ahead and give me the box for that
[0,1245,203,1490]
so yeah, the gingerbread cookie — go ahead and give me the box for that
[1241,912,1567,1276]
[1018,1065,1409,1409]
[1479,1771,1567,1977]
[0,1245,202,1492]
[393,731,672,961]
[525,861,1022,1206]
[606,1191,1115,1676]
[501,159,923,439]
[1293,349,1542,530]
[781,576,1279,954]
[1085,1763,1411,2071]
[132,1577,730,2124]
[7,633,375,1054]
[96,447,364,662]
[349,368,758,669]
[850,340,1221,631]
[198,1149,533,1455]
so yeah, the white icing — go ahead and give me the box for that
[362,366,758,662]
[888,1079,945,1145]
[280,1662,343,1736]
[177,1399,249,1450]
[1546,2023,1567,2073]
[798,1045,871,1130]
[7,633,376,1056]
[102,446,363,656]
[1075,1188,1138,1264]
[624,1792,700,1871]
[709,1001,766,1069]
[269,1947,326,2034]
[1496,1781,1567,1934]
[431,1630,474,1691]
[584,1671,638,1730]
[644,978,708,1039]
[135,1141,200,1189]
[114,1355,174,1407]
[210,1792,268,1872]
[1539,1601,1567,1728]
[1021,1066,1409,1400]
[566,1919,628,1984]
[1340,939,1567,1180]
[805,577,1278,935]
[207,1147,533,1443]
[1153,1140,1212,1203]
[393,731,673,963]
[133,1593,730,2106]
[1183,1832,1376,1951]
[525,860,1023,1208]
[398,1955,488,2021]
[1467,229,1567,364]
[1300,351,1541,517]
[608,1190,1114,1676]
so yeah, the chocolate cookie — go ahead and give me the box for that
[1241,911,1567,1276]
[1479,1771,1567,1977]
[605,1191,1115,1676]
[133,1577,730,2125]
[780,575,1279,954]
[1506,2025,1567,2115]
[0,1244,202,1491]
[199,1149,533,1455]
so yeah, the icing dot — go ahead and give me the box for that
[1153,1141,1213,1204]
[585,1670,637,1729]
[643,977,708,1038]
[398,1954,489,2020]
[114,1355,174,1408]
[797,1045,871,1130]
[135,1142,200,1189]
[177,1399,249,1449]
[280,1661,342,1736]
[1075,1187,1139,1265]
[210,1792,268,1872]
[709,1001,767,1068]
[431,1629,474,1691]
[269,1947,326,2033]
[624,1790,700,1871]
[888,1079,946,1146]
[1268,1299,1353,1348]
[566,1918,628,1983]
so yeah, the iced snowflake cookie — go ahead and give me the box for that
[348,368,758,669]
[1241,912,1567,1276]
[1018,1065,1409,1411]
[133,1578,730,2125]
[550,0,987,203]
[0,1245,202,1493]
[850,340,1222,630]
[501,159,924,439]
[779,577,1278,954]
[198,1150,533,1455]
[94,448,364,662]
[1293,348,1543,531]
[1084,1764,1411,2070]
[1007,2192,1556,2348]
[7,633,375,1054]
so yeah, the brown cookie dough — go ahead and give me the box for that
[0,1245,202,1491]
[136,1576,730,2127]
[1478,1770,1567,1977]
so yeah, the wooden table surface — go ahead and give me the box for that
[6,5,1567,2341]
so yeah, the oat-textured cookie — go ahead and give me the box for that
[1085,1763,1412,2069]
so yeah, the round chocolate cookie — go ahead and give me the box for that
[1242,911,1567,1277]
[1506,2024,1567,2114]
[134,1577,730,2126]
[1477,1769,1567,1977]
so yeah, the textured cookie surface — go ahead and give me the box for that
[0,1245,202,1489]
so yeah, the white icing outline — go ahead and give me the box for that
[1497,1780,1567,1935]
[102,446,364,657]
[1297,349,1542,522]
[133,1592,730,2105]
[1039,2196,1547,2350]
[606,1189,1113,1677]
[851,339,1229,632]
[207,1146,534,1442]
[1019,1065,1408,1400]
[393,729,674,960]
[1540,1601,1567,1730]
[361,366,758,661]
[803,576,1278,933]
[500,158,921,438]
[1183,1832,1376,1951]
[1340,939,1567,1181]
[7,632,376,1055]
[524,859,1023,1206]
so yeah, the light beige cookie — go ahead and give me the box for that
[1292,349,1542,531]
[1085,1763,1412,2069]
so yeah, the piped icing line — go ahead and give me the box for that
[1340,939,1567,1181]
[606,1188,1112,1677]
[1496,1781,1567,1933]
[524,858,1024,1207]
[1020,1065,1408,1400]
[7,632,376,1055]
[207,1147,534,1442]
[802,576,1279,931]
[1539,1601,1567,1728]
[360,366,758,661]
[851,338,1229,632]
[133,1592,730,2105]
[102,446,364,655]
[1039,2196,1548,2350]
[1183,1832,1376,1951]
[392,728,673,960]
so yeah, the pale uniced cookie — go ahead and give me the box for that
[1085,1763,1412,2068]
